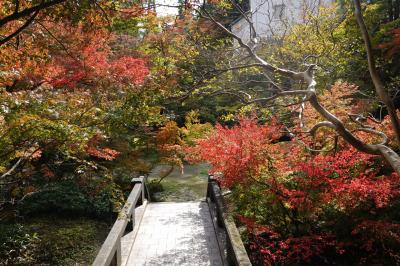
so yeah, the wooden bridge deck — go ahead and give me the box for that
[123,202,224,266]
[93,176,251,266]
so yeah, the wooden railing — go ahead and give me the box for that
[207,175,252,266]
[93,176,148,266]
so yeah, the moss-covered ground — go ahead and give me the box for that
[0,216,110,265]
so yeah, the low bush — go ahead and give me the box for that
[20,180,124,218]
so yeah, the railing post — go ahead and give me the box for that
[207,174,214,200]
[208,175,224,227]
[110,240,121,266]
[131,176,145,205]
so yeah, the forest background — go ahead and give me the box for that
[1,0,400,265]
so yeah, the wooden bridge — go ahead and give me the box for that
[93,176,252,266]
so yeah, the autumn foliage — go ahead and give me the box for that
[2,0,400,264]
[377,28,400,56]
[86,135,120,161]
[156,121,184,169]
[43,25,149,89]
[187,117,282,187]
[0,1,155,211]
[189,116,400,265]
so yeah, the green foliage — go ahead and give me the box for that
[112,14,159,36]
[181,110,213,146]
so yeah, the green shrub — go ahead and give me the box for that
[20,180,123,218]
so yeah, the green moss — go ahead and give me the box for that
[28,217,109,265]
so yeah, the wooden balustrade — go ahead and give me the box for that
[93,176,147,266]
[207,175,252,266]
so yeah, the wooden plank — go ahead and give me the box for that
[126,202,224,265]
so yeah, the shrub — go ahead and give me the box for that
[20,180,123,218]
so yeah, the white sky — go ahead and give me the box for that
[156,0,180,16]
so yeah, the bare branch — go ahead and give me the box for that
[352,128,389,146]
[207,89,309,105]
[307,121,336,136]
[0,158,23,179]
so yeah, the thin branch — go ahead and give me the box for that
[228,0,257,42]
[36,21,76,60]
[306,121,336,136]
[0,158,24,179]
[95,2,112,31]
[207,89,309,105]
[0,0,65,28]
[201,8,302,80]
[352,128,389,146]
[0,9,39,46]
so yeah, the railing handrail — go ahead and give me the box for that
[93,176,147,266]
[207,175,252,266]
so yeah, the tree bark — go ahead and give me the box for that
[388,0,394,21]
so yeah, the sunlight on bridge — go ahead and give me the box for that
[125,202,223,266]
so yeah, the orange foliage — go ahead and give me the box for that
[301,82,363,128]
[187,116,282,187]
[86,135,120,161]
[377,28,400,56]
[156,121,184,168]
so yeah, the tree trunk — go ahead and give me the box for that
[394,0,400,19]
[388,0,394,21]
[353,0,400,144]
